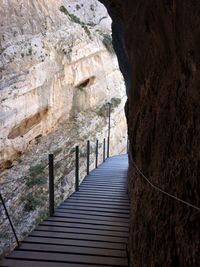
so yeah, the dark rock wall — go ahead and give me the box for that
[100,1,200,266]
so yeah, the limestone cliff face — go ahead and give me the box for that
[100,1,200,266]
[0,0,127,255]
[0,0,126,171]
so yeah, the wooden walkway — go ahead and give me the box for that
[0,155,129,267]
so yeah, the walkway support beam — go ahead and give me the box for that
[49,154,54,217]
[87,140,90,175]
[107,103,111,158]
[96,140,99,168]
[75,146,79,191]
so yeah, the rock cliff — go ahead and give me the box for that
[0,0,127,255]
[100,1,200,266]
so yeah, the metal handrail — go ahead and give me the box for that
[107,102,111,158]
[1,102,114,250]
[95,139,99,168]
[86,140,90,175]
[75,146,79,192]
[49,154,54,216]
[0,193,20,247]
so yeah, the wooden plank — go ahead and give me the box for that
[81,181,126,185]
[66,195,129,202]
[79,187,127,192]
[53,212,129,223]
[74,195,129,201]
[64,200,129,208]
[18,243,127,258]
[77,191,128,197]
[23,236,126,250]
[89,174,127,176]
[0,259,116,267]
[84,176,127,179]
[63,200,129,209]
[83,176,126,180]
[54,208,130,219]
[41,220,128,232]
[74,192,128,198]
[7,251,128,266]
[79,185,127,191]
[69,189,127,194]
[58,204,130,214]
[36,225,129,239]
[80,187,127,191]
[82,179,127,183]
[62,198,129,210]
[31,230,128,244]
[60,201,130,209]
[69,195,129,203]
[47,217,129,227]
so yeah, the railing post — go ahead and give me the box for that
[49,154,54,217]
[0,193,20,247]
[95,140,99,168]
[127,137,129,154]
[107,102,111,158]
[75,146,79,191]
[103,138,106,162]
[86,140,90,175]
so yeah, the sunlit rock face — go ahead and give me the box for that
[63,0,112,28]
[0,0,126,170]
[100,1,200,267]
[0,0,127,255]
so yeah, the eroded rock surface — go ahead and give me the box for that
[100,1,200,266]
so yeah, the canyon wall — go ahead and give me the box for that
[0,0,127,255]
[100,1,200,266]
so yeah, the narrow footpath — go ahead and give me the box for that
[0,155,130,267]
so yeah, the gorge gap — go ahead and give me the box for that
[99,0,200,266]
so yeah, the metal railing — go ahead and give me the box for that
[0,102,114,247]
[49,136,110,216]
[0,193,20,246]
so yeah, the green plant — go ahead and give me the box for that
[28,47,32,56]
[25,164,46,188]
[90,4,95,11]
[35,209,49,224]
[101,33,114,53]
[60,6,81,24]
[96,98,121,117]
[26,176,46,187]
[96,103,108,117]
[29,164,46,177]
[23,194,42,211]
[76,4,81,10]
[81,24,91,38]
[110,97,121,108]
[59,6,92,39]
[54,147,63,156]
[70,147,76,154]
